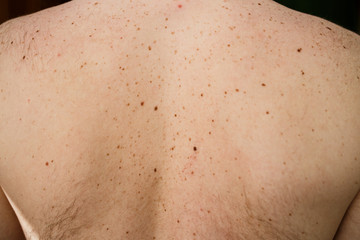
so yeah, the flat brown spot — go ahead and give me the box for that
[297,48,302,52]
[289,213,292,216]
[94,2,98,5]
[177,220,180,223]
[22,56,25,60]
[258,3,261,5]
[261,83,266,87]
[148,46,152,50]
[154,106,158,111]
[235,89,239,92]
[301,70,305,75]
[269,218,272,221]
[45,162,49,166]
[266,111,270,115]
[193,146,197,151]
[154,168,157,172]
[141,101,144,106]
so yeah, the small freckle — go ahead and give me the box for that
[269,218,272,221]
[45,162,49,166]
[289,213,292,216]
[177,220,180,223]
[301,70,305,75]
[297,48,302,52]
[141,101,144,106]
[261,83,266,87]
[235,89,239,92]
[266,111,270,115]
[148,46,152,50]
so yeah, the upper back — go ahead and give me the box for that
[0,0,360,239]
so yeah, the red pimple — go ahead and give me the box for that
[178,4,182,8]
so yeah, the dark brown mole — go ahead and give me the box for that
[297,48,302,53]
[154,168,157,172]
[148,46,152,51]
[22,56,25,60]
[261,83,266,87]
[45,162,49,166]
[141,101,145,106]
[154,106,158,111]
[193,146,197,151]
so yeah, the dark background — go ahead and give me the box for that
[0,0,359,34]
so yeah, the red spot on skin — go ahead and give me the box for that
[178,4,182,8]
[57,53,61,57]
[45,162,49,166]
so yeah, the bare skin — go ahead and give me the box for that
[0,0,359,239]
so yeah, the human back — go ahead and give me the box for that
[0,0,359,239]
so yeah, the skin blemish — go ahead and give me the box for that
[154,106,158,111]
[148,46,152,51]
[22,56,26,60]
[45,162,49,166]
[301,70,305,75]
[297,48,302,53]
[178,4,183,8]
[261,83,266,87]
[141,101,145,106]
[154,168,157,172]
[193,146,197,151]
[266,111,270,115]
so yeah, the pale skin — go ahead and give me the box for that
[0,0,359,239]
